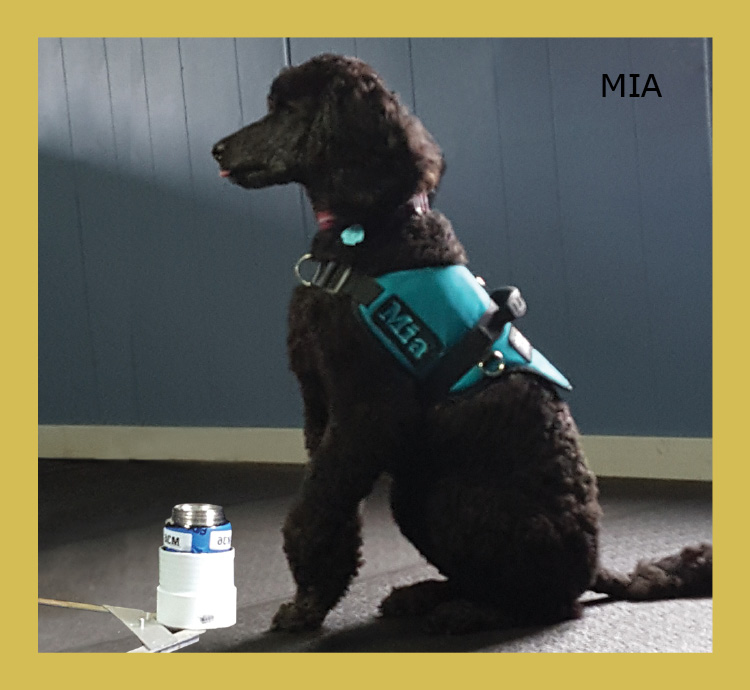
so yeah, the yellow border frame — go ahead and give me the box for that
[20,1,736,681]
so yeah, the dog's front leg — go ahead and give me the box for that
[271,442,380,632]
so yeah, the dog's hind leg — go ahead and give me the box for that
[380,579,581,633]
[388,465,597,633]
[423,596,581,635]
[379,579,455,618]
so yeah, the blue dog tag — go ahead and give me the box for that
[341,225,365,246]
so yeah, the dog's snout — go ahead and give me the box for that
[212,141,226,162]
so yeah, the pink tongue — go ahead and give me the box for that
[219,170,231,178]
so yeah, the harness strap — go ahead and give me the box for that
[420,302,504,400]
[309,259,384,305]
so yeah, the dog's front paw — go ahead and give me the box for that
[271,600,325,633]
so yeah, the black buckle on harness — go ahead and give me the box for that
[295,254,351,293]
[313,260,353,294]
[294,254,383,305]
[489,286,527,325]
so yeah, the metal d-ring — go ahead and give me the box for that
[478,350,505,377]
[294,253,317,287]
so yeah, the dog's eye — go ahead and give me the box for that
[280,101,299,113]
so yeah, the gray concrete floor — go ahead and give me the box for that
[38,459,712,653]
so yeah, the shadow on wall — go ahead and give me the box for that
[38,150,307,428]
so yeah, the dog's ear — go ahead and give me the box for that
[403,114,444,195]
[348,84,445,193]
[378,89,444,195]
[307,62,444,210]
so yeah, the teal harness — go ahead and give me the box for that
[296,253,571,398]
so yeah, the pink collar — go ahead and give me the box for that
[315,211,337,230]
[314,192,430,231]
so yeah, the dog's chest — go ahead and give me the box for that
[287,286,389,375]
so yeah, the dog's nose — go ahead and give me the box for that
[212,141,226,162]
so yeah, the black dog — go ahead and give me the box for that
[213,54,711,634]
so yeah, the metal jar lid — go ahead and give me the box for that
[168,503,227,528]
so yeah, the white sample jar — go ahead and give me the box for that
[156,503,237,629]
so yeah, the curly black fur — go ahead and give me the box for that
[213,54,712,634]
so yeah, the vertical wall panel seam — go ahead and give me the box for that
[176,38,196,194]
[543,40,573,338]
[489,41,514,285]
[407,38,417,114]
[137,37,156,426]
[101,39,120,166]
[139,39,157,177]
[287,39,312,243]
[626,39,659,401]
[59,38,103,420]
[231,38,254,228]
[103,38,142,424]
[703,38,712,173]
[232,38,246,127]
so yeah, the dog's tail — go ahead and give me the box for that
[591,542,712,600]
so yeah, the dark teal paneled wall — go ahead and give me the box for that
[38,38,712,436]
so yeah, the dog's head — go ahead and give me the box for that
[212,54,444,217]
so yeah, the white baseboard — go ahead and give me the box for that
[37,425,712,481]
[578,435,711,481]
